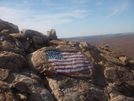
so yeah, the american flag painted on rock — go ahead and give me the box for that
[46,50,92,74]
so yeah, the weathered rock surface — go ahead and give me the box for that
[0,33,25,55]
[5,73,54,101]
[47,75,108,101]
[0,51,27,72]
[0,19,134,101]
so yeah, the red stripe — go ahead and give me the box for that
[57,68,92,75]
[51,62,90,66]
[55,65,91,70]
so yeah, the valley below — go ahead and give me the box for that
[66,33,134,59]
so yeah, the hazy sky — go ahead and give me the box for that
[0,0,134,38]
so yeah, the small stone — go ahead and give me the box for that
[119,56,127,64]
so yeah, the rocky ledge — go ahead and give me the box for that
[0,19,134,101]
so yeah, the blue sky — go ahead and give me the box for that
[0,0,134,38]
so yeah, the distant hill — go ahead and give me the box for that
[66,32,134,59]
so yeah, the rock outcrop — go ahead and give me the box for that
[0,19,19,33]
[0,19,134,101]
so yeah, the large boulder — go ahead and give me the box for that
[5,73,54,101]
[26,45,93,78]
[0,19,19,33]
[21,29,48,44]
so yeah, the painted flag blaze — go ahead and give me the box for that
[46,50,92,74]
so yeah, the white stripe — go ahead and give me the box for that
[48,57,88,61]
[54,64,90,69]
[56,66,92,73]
[62,55,85,58]
[50,60,90,65]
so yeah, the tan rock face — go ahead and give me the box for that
[0,19,134,101]
[47,75,108,101]
[0,51,27,72]
[5,73,54,101]
[0,33,25,55]
[50,39,68,45]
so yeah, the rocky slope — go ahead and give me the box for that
[0,19,134,101]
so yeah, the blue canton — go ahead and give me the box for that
[46,50,64,60]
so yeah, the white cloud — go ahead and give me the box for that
[104,2,129,18]
[96,1,103,6]
[0,6,90,33]
[72,0,89,4]
[49,10,90,19]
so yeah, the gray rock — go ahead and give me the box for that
[32,36,44,44]
[0,19,19,33]
[47,29,57,40]
[21,29,48,44]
